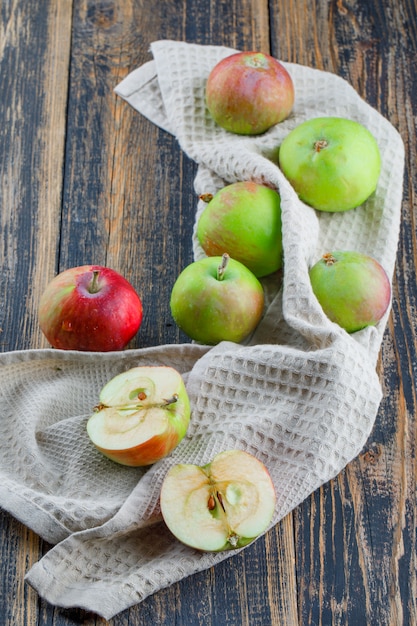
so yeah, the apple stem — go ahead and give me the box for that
[92,394,179,413]
[163,393,179,405]
[217,253,230,281]
[89,270,101,294]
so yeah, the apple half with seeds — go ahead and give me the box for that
[160,450,276,551]
[87,366,191,466]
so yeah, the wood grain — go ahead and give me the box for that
[271,1,417,624]
[0,0,416,624]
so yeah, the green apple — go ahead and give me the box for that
[206,51,294,135]
[279,117,381,212]
[197,181,283,278]
[160,449,276,551]
[309,250,391,332]
[170,253,264,345]
[86,366,191,466]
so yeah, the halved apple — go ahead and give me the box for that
[160,449,276,551]
[86,366,191,466]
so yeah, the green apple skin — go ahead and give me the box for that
[206,51,294,135]
[197,181,283,278]
[170,255,264,345]
[86,366,191,466]
[160,450,276,552]
[279,117,381,212]
[309,251,391,333]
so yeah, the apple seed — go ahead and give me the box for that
[207,494,216,510]
[217,490,226,512]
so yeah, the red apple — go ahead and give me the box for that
[38,265,143,351]
[160,449,276,551]
[87,366,191,466]
[170,253,264,345]
[206,51,294,135]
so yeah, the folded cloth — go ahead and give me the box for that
[0,41,403,619]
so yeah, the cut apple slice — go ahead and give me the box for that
[160,449,276,551]
[86,366,191,466]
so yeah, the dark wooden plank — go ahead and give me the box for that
[0,2,72,625]
[269,1,417,624]
[0,0,72,352]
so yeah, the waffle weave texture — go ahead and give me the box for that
[0,41,404,619]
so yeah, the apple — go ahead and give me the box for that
[197,181,283,278]
[38,265,143,351]
[278,117,381,212]
[160,449,276,551]
[170,253,264,345]
[86,365,191,466]
[309,250,391,333]
[206,51,294,135]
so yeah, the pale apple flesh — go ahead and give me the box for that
[87,366,191,466]
[160,450,276,551]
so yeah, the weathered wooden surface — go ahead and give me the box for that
[0,0,416,624]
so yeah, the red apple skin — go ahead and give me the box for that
[206,51,294,135]
[38,265,143,351]
[93,427,184,467]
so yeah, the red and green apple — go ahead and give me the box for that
[197,181,283,278]
[309,250,391,333]
[170,253,264,345]
[86,365,191,466]
[160,449,276,551]
[38,265,143,351]
[206,51,294,135]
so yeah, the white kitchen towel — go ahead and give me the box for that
[0,41,403,619]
